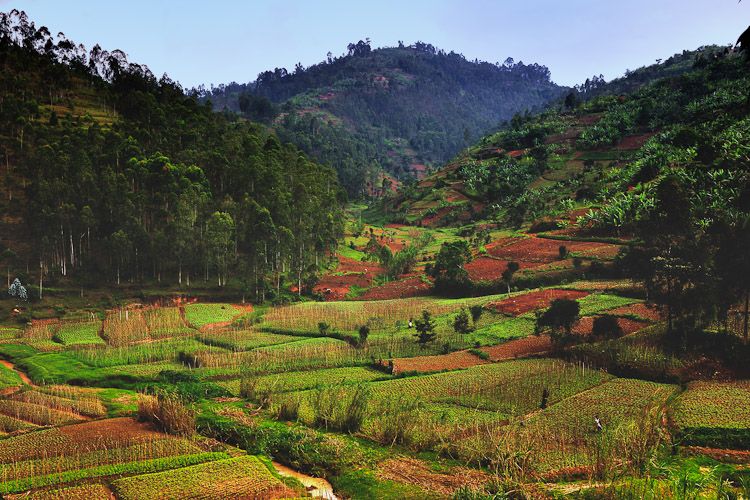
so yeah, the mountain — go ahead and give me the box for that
[0,10,344,302]
[202,41,566,196]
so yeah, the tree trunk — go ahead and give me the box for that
[744,290,749,342]
[38,259,43,300]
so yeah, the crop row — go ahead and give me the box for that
[111,455,289,500]
[0,452,229,494]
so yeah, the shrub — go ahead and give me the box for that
[137,391,195,436]
[592,315,624,340]
[318,322,331,336]
[469,305,484,323]
[453,308,472,334]
[358,325,370,347]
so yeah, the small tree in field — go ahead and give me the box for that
[318,322,331,336]
[536,298,580,345]
[8,278,27,301]
[501,261,520,295]
[469,304,483,323]
[358,324,370,346]
[453,308,472,334]
[591,315,624,340]
[558,245,569,260]
[414,310,437,348]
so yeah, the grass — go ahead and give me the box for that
[576,293,640,316]
[53,321,104,346]
[671,381,750,448]
[0,361,22,389]
[111,455,289,499]
[196,329,302,351]
[184,303,239,329]
[466,316,536,346]
[219,366,391,396]
[0,400,84,426]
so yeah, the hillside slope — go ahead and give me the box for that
[204,41,565,195]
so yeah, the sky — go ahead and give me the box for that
[7,0,750,88]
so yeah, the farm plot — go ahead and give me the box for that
[671,381,750,449]
[0,418,169,463]
[390,350,487,374]
[197,329,302,351]
[465,257,542,282]
[184,303,244,330]
[0,400,84,426]
[263,297,470,333]
[467,316,537,345]
[102,310,149,346]
[608,302,664,322]
[486,236,617,264]
[515,378,676,470]
[488,289,589,316]
[356,275,432,300]
[5,483,112,499]
[8,388,106,418]
[53,321,104,346]
[480,335,553,361]
[576,294,640,316]
[21,320,60,340]
[111,455,293,500]
[220,366,389,396]
[314,255,384,300]
[144,306,195,338]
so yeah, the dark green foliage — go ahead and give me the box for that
[469,304,484,323]
[204,43,564,196]
[592,315,624,340]
[501,261,520,294]
[0,11,344,300]
[414,309,437,348]
[358,324,370,346]
[430,240,471,293]
[536,298,581,344]
[453,308,472,334]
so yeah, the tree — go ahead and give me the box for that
[469,304,484,323]
[358,325,370,346]
[501,261,520,295]
[206,211,234,287]
[7,278,27,301]
[453,308,472,334]
[591,315,624,340]
[414,310,437,348]
[430,241,471,292]
[536,298,581,344]
[0,248,17,288]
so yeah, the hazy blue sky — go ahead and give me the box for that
[8,0,750,88]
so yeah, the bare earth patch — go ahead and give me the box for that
[488,289,589,316]
[377,457,491,496]
[391,350,487,375]
[481,335,552,361]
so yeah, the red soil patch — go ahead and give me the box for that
[488,289,590,316]
[608,303,663,322]
[576,113,604,126]
[444,189,469,203]
[487,236,617,263]
[571,316,650,336]
[391,350,487,375]
[507,149,527,158]
[384,223,407,229]
[421,207,454,227]
[410,163,428,179]
[377,458,491,496]
[314,256,384,300]
[465,257,543,282]
[357,276,432,301]
[481,335,552,361]
[615,132,657,150]
[682,446,750,464]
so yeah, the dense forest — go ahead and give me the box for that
[0,10,345,302]
[202,40,565,196]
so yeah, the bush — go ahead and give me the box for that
[469,305,484,323]
[137,391,195,436]
[592,315,624,340]
[453,308,472,334]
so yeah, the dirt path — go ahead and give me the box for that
[0,359,33,386]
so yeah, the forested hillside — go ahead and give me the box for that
[375,43,750,334]
[203,41,565,195]
[0,10,344,302]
